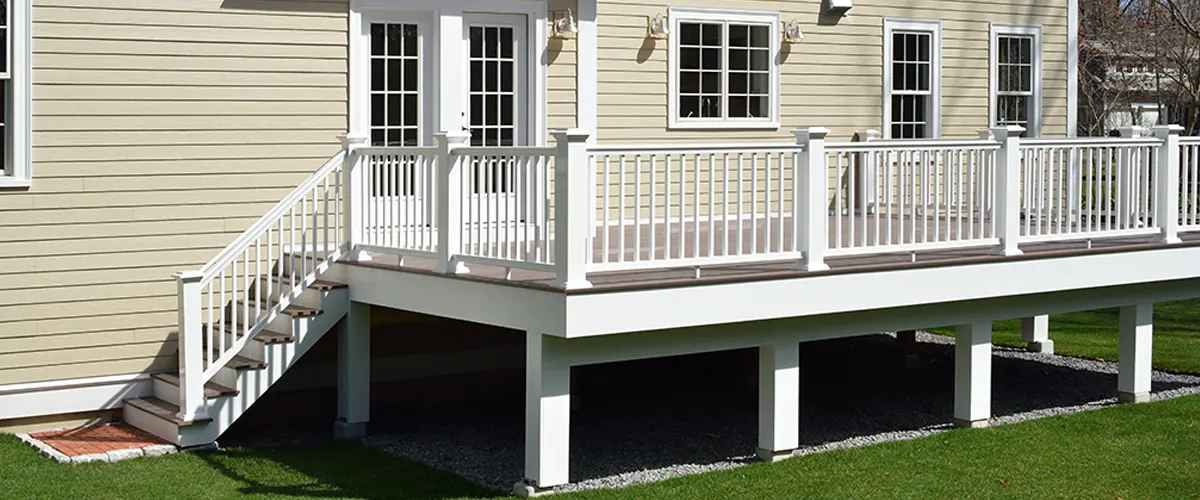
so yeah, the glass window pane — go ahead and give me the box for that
[917,34,930,62]
[500,61,513,92]
[728,96,748,118]
[680,47,701,70]
[500,95,514,125]
[701,71,721,94]
[470,27,483,58]
[750,25,770,48]
[500,28,514,58]
[403,25,418,57]
[371,25,385,56]
[749,73,769,94]
[470,61,483,92]
[404,59,418,91]
[729,49,748,71]
[387,59,401,91]
[679,95,700,118]
[701,23,722,46]
[729,24,749,47]
[701,48,720,70]
[680,23,701,46]
[371,59,385,91]
[371,94,385,126]
[485,61,498,92]
[485,27,498,58]
[386,24,403,55]
[404,94,418,126]
[680,71,700,94]
[728,73,748,94]
[749,96,768,119]
[750,49,770,71]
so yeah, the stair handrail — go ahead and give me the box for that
[197,150,348,284]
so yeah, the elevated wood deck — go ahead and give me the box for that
[348,216,1200,293]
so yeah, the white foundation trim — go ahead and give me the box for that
[0,373,153,421]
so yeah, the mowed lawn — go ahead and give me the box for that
[930,299,1200,374]
[4,394,1200,499]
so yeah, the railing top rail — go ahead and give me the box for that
[588,142,803,154]
[1181,136,1200,144]
[825,138,1000,151]
[355,145,440,156]
[1020,137,1163,148]
[196,150,347,284]
[452,146,557,157]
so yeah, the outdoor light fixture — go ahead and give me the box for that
[647,13,669,39]
[782,20,805,44]
[825,0,853,14]
[550,9,578,40]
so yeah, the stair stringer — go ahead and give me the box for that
[176,286,350,448]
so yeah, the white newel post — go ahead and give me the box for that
[174,270,208,422]
[854,129,880,215]
[339,133,371,261]
[552,129,593,290]
[988,126,1025,257]
[435,131,472,274]
[792,127,831,272]
[1152,125,1184,244]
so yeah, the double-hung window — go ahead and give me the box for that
[0,0,28,188]
[668,8,780,129]
[883,19,941,139]
[990,25,1042,136]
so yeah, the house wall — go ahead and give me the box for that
[593,0,1071,143]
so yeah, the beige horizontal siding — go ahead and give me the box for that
[0,0,349,385]
[596,0,1070,142]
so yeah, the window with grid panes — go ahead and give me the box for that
[0,0,27,187]
[889,31,934,139]
[671,9,778,127]
[468,25,517,148]
[991,26,1041,136]
[369,23,420,148]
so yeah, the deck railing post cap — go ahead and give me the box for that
[338,132,370,147]
[854,129,880,141]
[987,125,1025,141]
[174,270,204,283]
[552,128,591,142]
[437,130,472,144]
[1152,124,1185,137]
[1120,125,1149,138]
[792,127,830,140]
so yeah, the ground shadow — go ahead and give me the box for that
[217,333,1199,491]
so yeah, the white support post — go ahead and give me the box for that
[988,126,1025,257]
[552,129,593,290]
[435,131,472,274]
[1118,303,1153,404]
[339,132,371,261]
[1021,315,1054,354]
[854,129,880,216]
[1152,125,1184,244]
[174,270,208,423]
[757,341,800,462]
[518,332,571,496]
[335,300,371,440]
[792,127,831,272]
[954,321,992,428]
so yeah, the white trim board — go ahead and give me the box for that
[1067,0,1079,137]
[0,373,153,422]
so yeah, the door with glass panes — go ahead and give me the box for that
[366,17,434,244]
[463,14,529,231]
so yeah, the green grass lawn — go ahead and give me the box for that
[4,394,1200,499]
[929,299,1200,374]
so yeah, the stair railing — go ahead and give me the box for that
[173,134,364,422]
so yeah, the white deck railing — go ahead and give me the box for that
[1182,137,1200,231]
[355,146,439,258]
[588,144,804,272]
[824,138,1000,255]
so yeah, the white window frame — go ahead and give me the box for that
[667,7,781,130]
[0,0,30,189]
[882,19,942,139]
[989,23,1043,137]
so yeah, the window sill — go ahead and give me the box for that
[668,120,781,131]
[0,177,32,189]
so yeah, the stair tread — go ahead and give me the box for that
[267,276,348,290]
[151,372,239,398]
[255,330,295,344]
[228,354,268,370]
[235,300,322,317]
[204,321,290,341]
[125,397,212,426]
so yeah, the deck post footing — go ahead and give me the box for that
[513,481,555,498]
[756,448,796,463]
[1026,340,1055,354]
[953,418,989,429]
[1118,391,1150,404]
[333,420,366,440]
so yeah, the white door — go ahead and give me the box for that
[463,14,529,234]
[363,16,435,248]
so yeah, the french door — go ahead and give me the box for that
[365,16,435,246]
[463,14,529,230]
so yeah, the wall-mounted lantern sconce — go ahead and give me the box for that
[824,0,853,15]
[647,13,670,40]
[782,20,805,44]
[550,9,578,40]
